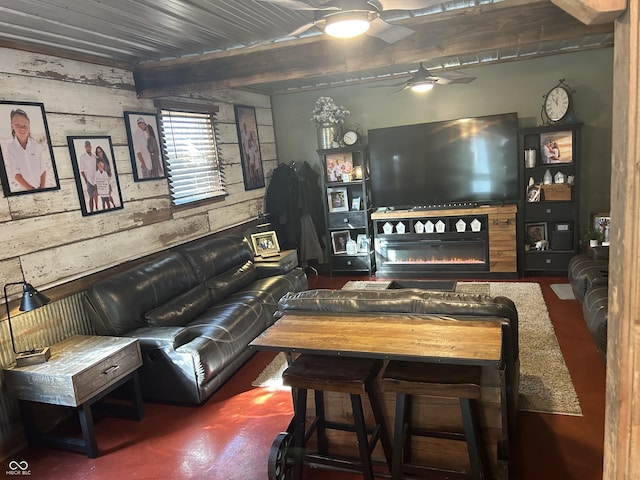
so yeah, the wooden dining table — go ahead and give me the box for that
[250,312,509,479]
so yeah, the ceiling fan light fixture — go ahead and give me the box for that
[324,11,371,39]
[410,81,435,93]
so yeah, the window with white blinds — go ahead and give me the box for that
[159,108,226,206]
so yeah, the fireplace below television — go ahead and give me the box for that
[375,237,488,276]
[371,206,519,278]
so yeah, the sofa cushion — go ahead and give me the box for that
[178,234,254,283]
[205,260,257,303]
[145,284,212,327]
[83,252,199,336]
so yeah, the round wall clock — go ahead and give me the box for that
[343,130,359,146]
[542,79,574,124]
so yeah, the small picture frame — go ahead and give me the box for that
[527,184,541,202]
[331,230,351,254]
[526,222,548,243]
[250,231,280,257]
[351,196,361,211]
[123,111,166,181]
[327,186,349,212]
[325,152,353,182]
[540,131,573,164]
[356,234,369,252]
[68,136,124,216]
[0,101,60,196]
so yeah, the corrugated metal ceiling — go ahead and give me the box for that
[0,0,615,94]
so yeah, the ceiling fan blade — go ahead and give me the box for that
[255,0,339,10]
[372,0,447,10]
[287,21,319,36]
[436,74,477,85]
[367,17,414,43]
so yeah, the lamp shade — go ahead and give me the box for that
[19,283,50,312]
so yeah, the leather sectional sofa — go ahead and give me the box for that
[567,246,609,359]
[274,288,520,457]
[83,234,307,405]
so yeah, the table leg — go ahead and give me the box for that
[78,403,98,458]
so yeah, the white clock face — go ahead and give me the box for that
[545,86,570,122]
[343,131,358,146]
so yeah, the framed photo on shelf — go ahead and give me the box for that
[250,231,280,257]
[67,135,124,216]
[325,152,353,182]
[0,101,60,196]
[526,222,548,243]
[331,230,351,254]
[526,184,541,202]
[540,131,573,164]
[327,186,349,212]
[351,196,361,210]
[123,111,165,181]
[356,234,369,252]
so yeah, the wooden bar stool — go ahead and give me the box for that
[381,361,490,479]
[282,354,392,479]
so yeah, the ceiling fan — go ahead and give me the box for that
[256,0,448,43]
[369,63,477,92]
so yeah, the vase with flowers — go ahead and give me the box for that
[311,96,350,149]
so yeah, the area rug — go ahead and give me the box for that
[253,282,582,416]
[551,283,576,300]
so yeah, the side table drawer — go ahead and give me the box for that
[74,341,142,405]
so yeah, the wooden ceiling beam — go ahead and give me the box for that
[551,0,626,25]
[134,1,614,98]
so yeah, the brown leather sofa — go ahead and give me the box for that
[83,234,307,405]
[567,246,608,359]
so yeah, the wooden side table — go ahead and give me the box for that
[254,249,299,271]
[3,335,144,458]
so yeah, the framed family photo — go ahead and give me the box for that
[326,152,353,182]
[250,231,280,257]
[123,111,165,181]
[540,131,573,164]
[234,105,265,191]
[0,101,60,196]
[67,136,124,216]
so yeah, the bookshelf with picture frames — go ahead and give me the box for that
[319,146,374,275]
[519,123,582,274]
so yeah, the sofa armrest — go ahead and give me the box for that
[127,326,199,350]
[255,261,296,278]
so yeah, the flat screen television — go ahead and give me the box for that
[368,112,519,209]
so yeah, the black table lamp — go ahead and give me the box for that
[4,281,51,367]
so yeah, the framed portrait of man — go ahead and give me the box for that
[123,111,165,181]
[0,101,60,196]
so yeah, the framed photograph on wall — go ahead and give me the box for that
[0,101,60,196]
[250,231,280,257]
[331,230,351,254]
[123,111,165,181]
[234,105,265,190]
[326,152,353,182]
[68,136,124,216]
[327,186,348,212]
[540,131,573,164]
[526,222,548,243]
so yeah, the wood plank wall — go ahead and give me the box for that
[0,47,278,458]
[0,47,276,294]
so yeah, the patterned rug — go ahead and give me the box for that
[253,282,582,416]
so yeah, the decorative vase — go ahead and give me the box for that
[317,124,335,149]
